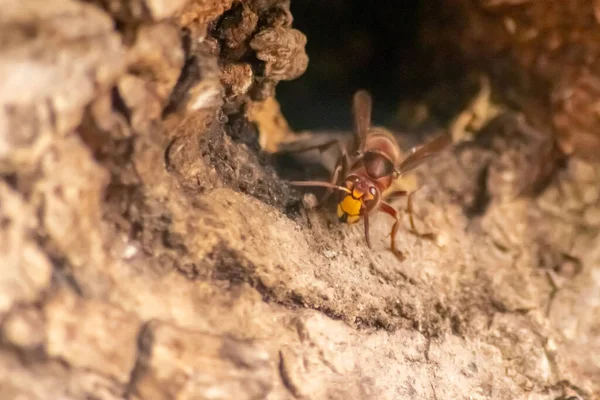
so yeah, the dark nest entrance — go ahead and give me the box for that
[276,0,465,133]
[276,0,600,164]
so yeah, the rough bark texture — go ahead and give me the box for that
[422,0,600,162]
[0,1,599,400]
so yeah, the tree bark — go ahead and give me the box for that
[0,0,598,399]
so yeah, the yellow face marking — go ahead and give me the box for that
[352,189,364,199]
[340,195,362,217]
[337,203,344,219]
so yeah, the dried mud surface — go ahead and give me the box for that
[0,0,599,399]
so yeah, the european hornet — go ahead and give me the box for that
[280,90,451,260]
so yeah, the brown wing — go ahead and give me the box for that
[275,130,351,154]
[274,131,351,175]
[396,134,452,176]
[352,90,372,152]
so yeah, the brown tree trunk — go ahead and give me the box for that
[0,0,598,399]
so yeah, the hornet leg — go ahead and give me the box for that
[379,201,405,261]
[363,211,372,249]
[407,191,436,240]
